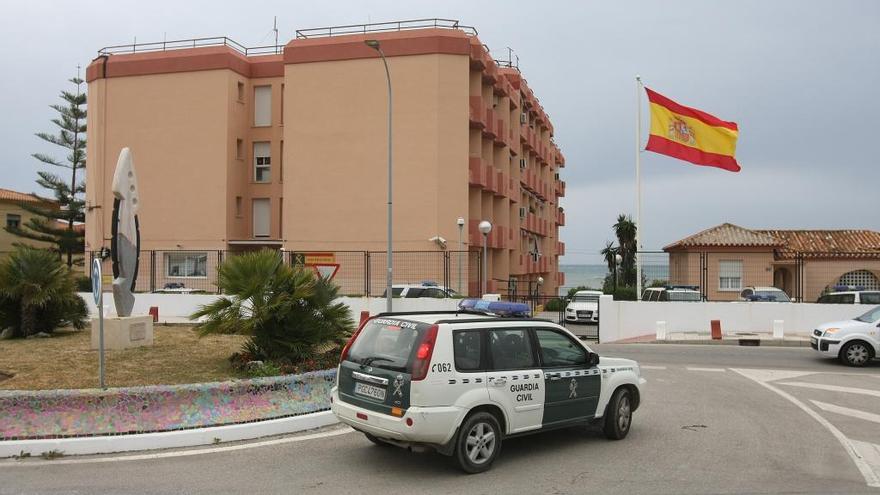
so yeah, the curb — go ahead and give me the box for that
[649,339,811,347]
[0,410,338,458]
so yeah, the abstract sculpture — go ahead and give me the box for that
[110,148,141,317]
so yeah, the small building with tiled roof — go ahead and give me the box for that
[0,187,56,254]
[664,223,880,302]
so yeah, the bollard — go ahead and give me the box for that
[711,320,722,340]
[359,310,370,326]
[655,321,667,341]
[148,306,159,323]
[773,320,784,339]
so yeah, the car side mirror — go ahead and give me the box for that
[588,352,600,367]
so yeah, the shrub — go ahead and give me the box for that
[612,287,638,301]
[0,247,88,338]
[192,249,354,364]
[245,361,282,378]
[544,298,564,311]
[75,275,92,292]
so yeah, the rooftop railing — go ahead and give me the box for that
[97,36,283,57]
[294,18,477,39]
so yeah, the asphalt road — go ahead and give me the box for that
[3,345,879,495]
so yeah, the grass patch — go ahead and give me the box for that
[0,326,248,390]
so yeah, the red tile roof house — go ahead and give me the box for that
[663,223,880,302]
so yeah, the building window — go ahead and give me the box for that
[236,139,243,160]
[166,252,207,278]
[253,198,271,238]
[237,82,244,101]
[719,260,742,291]
[254,85,271,127]
[235,196,242,217]
[280,83,285,125]
[253,142,271,183]
[6,214,21,229]
[279,140,284,183]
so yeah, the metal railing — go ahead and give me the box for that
[87,250,483,298]
[295,18,477,39]
[97,36,283,57]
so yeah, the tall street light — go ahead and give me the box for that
[365,39,393,313]
[478,220,492,295]
[457,217,465,295]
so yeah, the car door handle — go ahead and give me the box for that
[490,377,507,386]
[546,373,561,381]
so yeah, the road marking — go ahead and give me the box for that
[812,401,880,424]
[780,382,880,398]
[640,365,667,370]
[732,368,880,488]
[0,427,354,468]
[686,367,726,372]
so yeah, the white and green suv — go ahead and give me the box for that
[331,302,646,473]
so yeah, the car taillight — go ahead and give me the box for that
[340,318,369,362]
[411,324,439,381]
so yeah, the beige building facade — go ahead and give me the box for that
[85,22,566,296]
[0,188,55,254]
[665,223,880,302]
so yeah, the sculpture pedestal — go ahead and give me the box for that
[91,315,154,350]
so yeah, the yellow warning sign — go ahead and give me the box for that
[303,252,336,265]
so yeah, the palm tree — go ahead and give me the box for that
[0,246,88,337]
[612,214,638,286]
[191,249,354,363]
[600,241,618,274]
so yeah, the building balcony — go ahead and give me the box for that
[557,241,565,255]
[518,254,550,274]
[483,107,498,138]
[556,209,566,226]
[555,179,566,197]
[469,95,485,128]
[469,156,487,188]
[469,221,509,250]
[523,213,549,236]
[558,271,565,286]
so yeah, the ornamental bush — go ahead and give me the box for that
[191,249,355,365]
[0,246,88,338]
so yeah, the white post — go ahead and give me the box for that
[773,320,784,339]
[635,75,643,301]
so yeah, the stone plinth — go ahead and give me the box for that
[91,315,154,350]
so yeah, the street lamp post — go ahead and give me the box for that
[478,220,492,295]
[365,39,393,313]
[457,217,465,295]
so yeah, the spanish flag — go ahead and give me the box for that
[645,88,741,172]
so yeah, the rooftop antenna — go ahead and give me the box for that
[273,16,279,53]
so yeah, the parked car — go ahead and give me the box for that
[381,283,459,298]
[565,290,602,324]
[641,286,702,302]
[817,290,880,304]
[332,299,645,473]
[738,287,791,302]
[811,305,880,367]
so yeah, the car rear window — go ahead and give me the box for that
[668,291,701,301]
[573,294,599,302]
[860,293,880,304]
[347,318,429,371]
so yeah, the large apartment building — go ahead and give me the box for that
[85,20,567,296]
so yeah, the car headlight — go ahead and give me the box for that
[566,308,574,312]
[823,328,839,336]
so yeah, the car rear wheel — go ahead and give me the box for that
[840,341,872,367]
[603,387,633,440]
[454,412,501,474]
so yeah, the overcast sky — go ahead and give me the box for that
[1,1,878,263]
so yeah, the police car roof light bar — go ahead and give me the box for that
[457,299,532,318]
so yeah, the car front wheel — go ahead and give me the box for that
[840,341,872,367]
[454,412,501,474]
[603,387,633,440]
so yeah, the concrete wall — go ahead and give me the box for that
[598,295,871,342]
[78,293,460,320]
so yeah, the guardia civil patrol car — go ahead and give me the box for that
[331,300,646,473]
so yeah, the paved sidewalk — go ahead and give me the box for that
[615,332,811,347]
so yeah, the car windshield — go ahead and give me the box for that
[754,290,790,302]
[346,318,428,371]
[854,306,880,323]
[573,294,599,302]
[668,291,701,301]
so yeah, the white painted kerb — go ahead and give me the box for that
[0,410,338,458]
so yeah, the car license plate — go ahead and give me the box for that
[354,382,386,401]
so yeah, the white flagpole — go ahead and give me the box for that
[635,75,643,301]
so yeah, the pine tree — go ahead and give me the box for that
[6,74,87,267]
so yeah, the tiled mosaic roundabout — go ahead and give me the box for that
[0,369,336,440]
